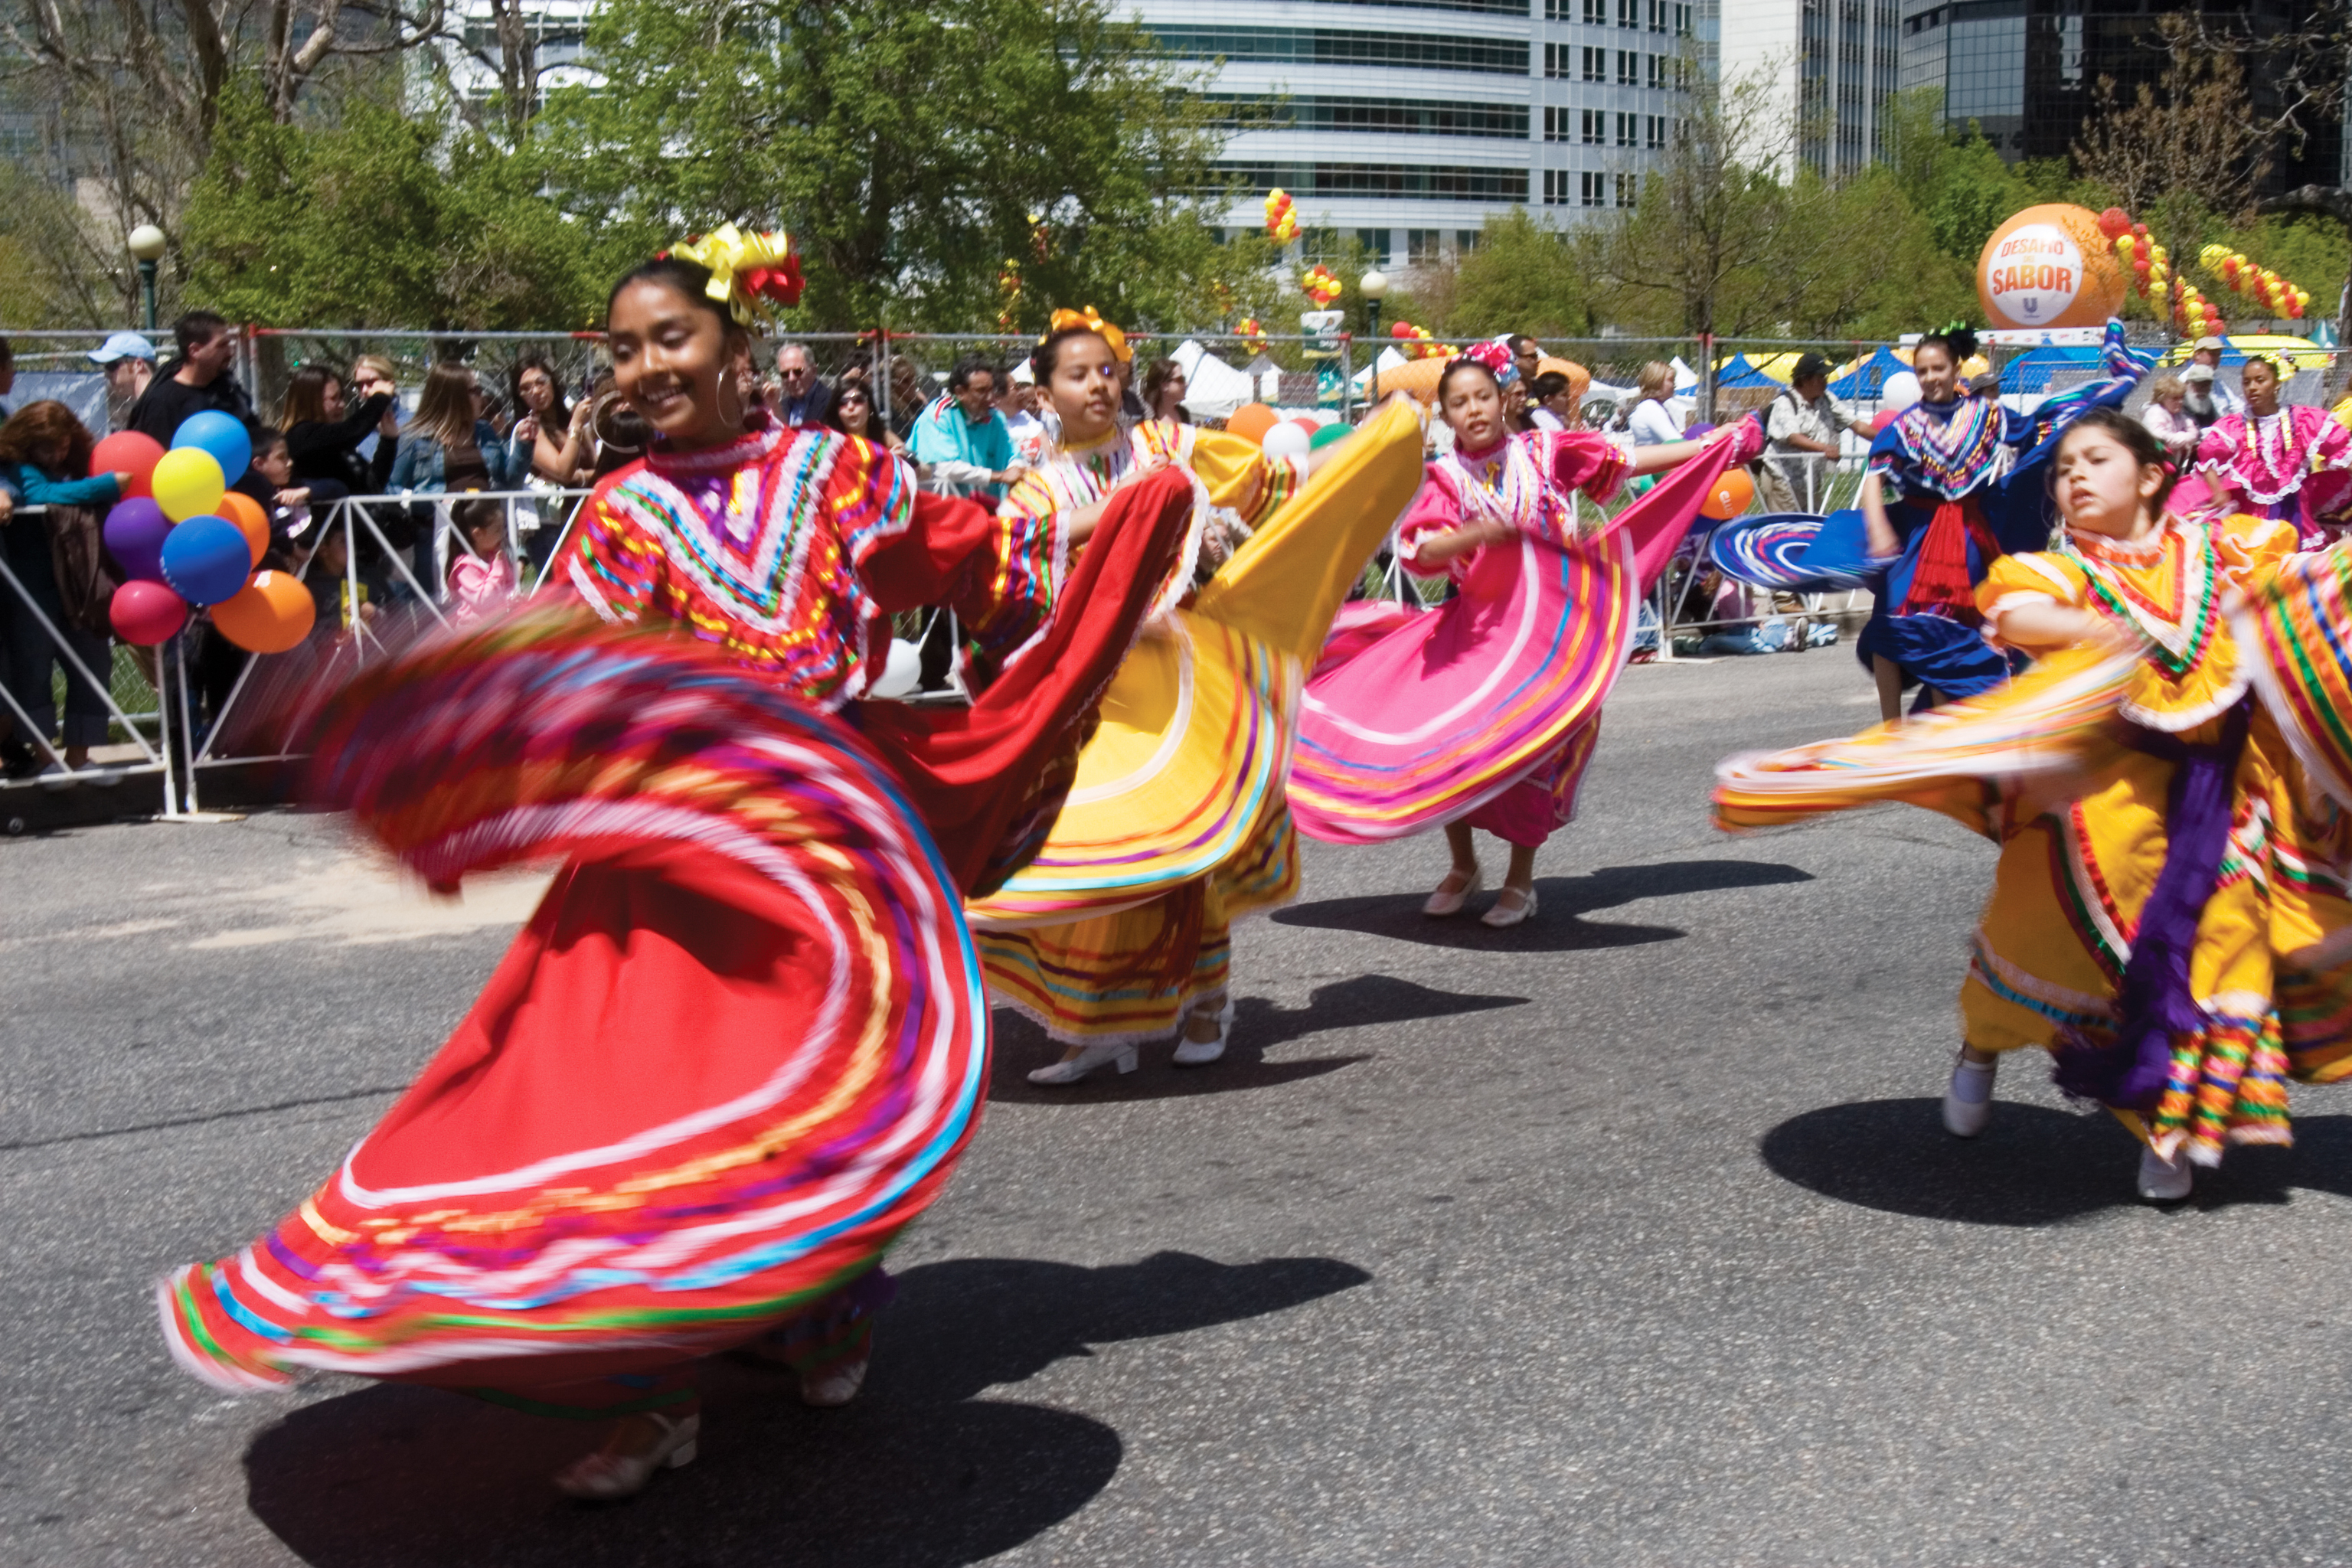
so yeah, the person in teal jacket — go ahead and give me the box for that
[910,355,1026,502]
[0,401,126,779]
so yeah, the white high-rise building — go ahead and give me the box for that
[1126,2,1692,270]
[1710,0,1900,178]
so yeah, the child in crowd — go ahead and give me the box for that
[444,497,517,626]
[248,430,320,544]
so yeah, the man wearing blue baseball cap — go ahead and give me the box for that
[89,332,157,429]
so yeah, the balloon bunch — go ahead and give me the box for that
[2199,244,2313,320]
[1236,317,1269,354]
[99,412,315,654]
[1300,263,1342,309]
[1263,188,1298,243]
[2096,207,2174,311]
[2172,276,2226,340]
[1389,320,1447,360]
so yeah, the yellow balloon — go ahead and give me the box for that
[152,446,226,523]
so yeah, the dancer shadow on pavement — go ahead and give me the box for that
[1274,858,1812,952]
[1761,1099,2352,1224]
[244,1251,1370,1568]
[988,972,1527,1103]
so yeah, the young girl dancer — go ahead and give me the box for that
[158,235,1192,1499]
[970,314,1424,1081]
[1288,341,1762,926]
[1718,407,2352,1201]
[2190,354,2352,546]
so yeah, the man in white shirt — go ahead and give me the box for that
[1758,353,1865,512]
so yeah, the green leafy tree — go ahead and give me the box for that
[540,0,1233,330]
[181,83,608,331]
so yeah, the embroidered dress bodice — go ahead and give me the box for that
[1398,430,1628,575]
[1980,512,2299,733]
[564,416,913,709]
[1870,396,2024,503]
[2200,409,2325,505]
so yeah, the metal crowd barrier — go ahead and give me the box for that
[0,506,177,817]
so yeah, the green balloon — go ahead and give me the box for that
[1309,423,1351,449]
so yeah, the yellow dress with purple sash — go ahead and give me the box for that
[1717,513,2352,1165]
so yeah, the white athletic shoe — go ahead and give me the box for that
[2137,1145,2194,1202]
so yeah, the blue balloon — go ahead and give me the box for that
[172,410,253,482]
[159,515,253,606]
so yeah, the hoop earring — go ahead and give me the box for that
[718,375,746,430]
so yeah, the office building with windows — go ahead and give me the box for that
[1713,0,1901,177]
[1898,0,2341,191]
[1132,1,1692,269]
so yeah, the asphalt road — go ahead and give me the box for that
[8,648,2352,1567]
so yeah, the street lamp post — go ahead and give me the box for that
[128,224,166,332]
[1359,269,1388,403]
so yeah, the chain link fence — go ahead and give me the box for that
[12,318,2352,813]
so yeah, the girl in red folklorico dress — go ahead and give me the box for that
[158,230,1191,1500]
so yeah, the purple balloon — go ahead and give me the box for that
[103,497,172,583]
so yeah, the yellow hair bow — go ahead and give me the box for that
[666,223,806,325]
[1045,305,1131,364]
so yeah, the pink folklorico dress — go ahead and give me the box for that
[1290,423,1756,848]
[2190,407,2352,546]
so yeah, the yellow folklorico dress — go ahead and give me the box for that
[1717,511,2352,1166]
[971,403,1423,1045]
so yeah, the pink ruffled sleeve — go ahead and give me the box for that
[1394,466,1465,576]
[1537,430,1629,505]
[2305,407,2352,470]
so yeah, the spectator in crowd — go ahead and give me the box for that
[774,343,832,428]
[390,362,518,596]
[283,362,398,498]
[1509,334,1543,390]
[125,312,252,443]
[1140,357,1190,424]
[510,354,594,482]
[508,353,595,567]
[1000,374,1050,467]
[0,334,14,424]
[1525,371,1576,432]
[911,354,1024,501]
[1758,352,1865,512]
[824,379,917,468]
[444,497,518,626]
[1622,361,1683,446]
[1113,347,1147,423]
[248,429,317,543]
[2140,371,2200,459]
[2190,335,2246,420]
[0,401,127,781]
[89,332,157,429]
[2180,361,2230,429]
[885,355,933,440]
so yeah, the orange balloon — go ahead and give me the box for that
[215,491,270,568]
[211,569,316,654]
[1700,467,1754,521]
[1975,203,2127,331]
[1225,403,1279,444]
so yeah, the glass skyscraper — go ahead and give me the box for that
[1128,1,1692,266]
[1899,0,2341,190]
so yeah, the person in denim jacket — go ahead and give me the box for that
[389,362,519,599]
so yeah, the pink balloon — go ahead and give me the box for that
[109,580,188,645]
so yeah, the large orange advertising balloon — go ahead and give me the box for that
[1976,204,2126,331]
